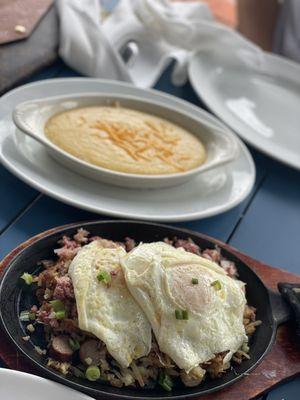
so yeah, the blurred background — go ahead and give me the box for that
[0,0,296,95]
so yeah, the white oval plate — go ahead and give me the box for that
[0,78,255,222]
[189,44,300,170]
[0,369,93,400]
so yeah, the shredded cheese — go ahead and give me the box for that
[90,119,189,171]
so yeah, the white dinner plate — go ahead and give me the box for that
[0,78,255,222]
[189,44,300,170]
[0,369,93,400]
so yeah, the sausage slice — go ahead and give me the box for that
[51,335,74,362]
[79,339,102,366]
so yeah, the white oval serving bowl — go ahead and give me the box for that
[13,93,240,189]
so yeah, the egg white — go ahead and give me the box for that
[121,242,247,372]
[69,241,152,368]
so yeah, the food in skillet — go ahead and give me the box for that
[44,106,206,175]
[19,230,260,391]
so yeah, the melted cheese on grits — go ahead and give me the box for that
[45,106,206,175]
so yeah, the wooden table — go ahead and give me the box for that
[0,59,299,400]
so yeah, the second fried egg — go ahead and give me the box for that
[121,242,247,372]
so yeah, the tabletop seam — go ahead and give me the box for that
[0,193,43,238]
[226,173,268,244]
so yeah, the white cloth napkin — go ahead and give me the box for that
[274,0,300,63]
[57,0,262,88]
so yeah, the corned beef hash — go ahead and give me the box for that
[19,229,260,391]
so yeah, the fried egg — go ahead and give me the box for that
[121,242,247,372]
[69,241,152,368]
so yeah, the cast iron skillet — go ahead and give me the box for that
[0,220,297,400]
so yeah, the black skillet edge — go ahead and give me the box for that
[0,220,280,399]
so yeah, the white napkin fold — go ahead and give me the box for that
[57,0,132,81]
[57,0,262,88]
[273,0,300,63]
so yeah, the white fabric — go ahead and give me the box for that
[274,0,300,63]
[56,0,262,88]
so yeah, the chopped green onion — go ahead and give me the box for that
[191,278,198,285]
[49,299,65,312]
[97,270,111,284]
[158,371,173,392]
[175,309,189,320]
[182,310,189,320]
[19,310,35,322]
[161,381,172,392]
[19,311,30,322]
[26,324,35,333]
[69,338,80,351]
[72,367,85,379]
[211,280,222,291]
[85,365,100,381]
[163,374,173,389]
[20,272,33,285]
[29,312,36,321]
[55,310,66,319]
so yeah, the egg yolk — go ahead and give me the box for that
[167,264,220,314]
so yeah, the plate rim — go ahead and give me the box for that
[188,48,300,171]
[0,368,93,399]
[0,78,256,222]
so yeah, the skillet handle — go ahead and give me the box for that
[269,289,292,325]
[278,282,300,336]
